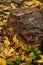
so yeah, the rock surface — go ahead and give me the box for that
[7,8,43,43]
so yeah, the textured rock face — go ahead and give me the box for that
[7,8,43,43]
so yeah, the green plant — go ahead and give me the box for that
[15,55,24,64]
[29,52,36,60]
[26,61,31,65]
[34,47,41,55]
[7,60,14,65]
[24,45,31,52]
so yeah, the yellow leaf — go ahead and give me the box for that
[0,22,4,26]
[37,59,43,63]
[0,54,6,59]
[13,34,17,43]
[24,1,33,6]
[40,55,43,59]
[37,55,43,63]
[0,58,6,65]
[2,48,14,57]
[4,36,10,48]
